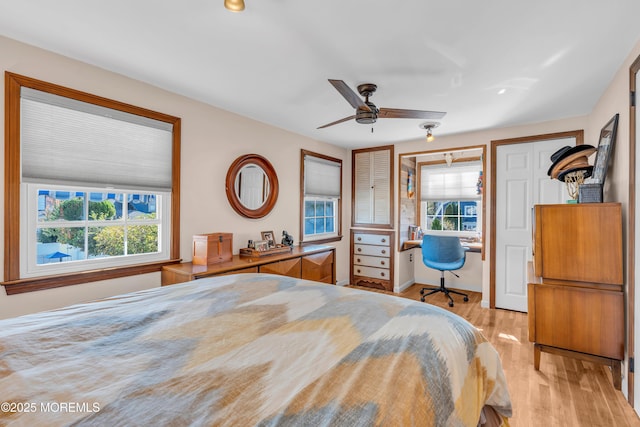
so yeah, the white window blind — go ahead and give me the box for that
[420,162,482,201]
[304,154,341,197]
[21,87,173,191]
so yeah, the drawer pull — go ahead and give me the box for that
[381,250,386,254]
[381,272,385,277]
[380,261,385,265]
[381,238,386,243]
[357,248,362,252]
[357,269,361,274]
[357,237,362,241]
[357,258,361,263]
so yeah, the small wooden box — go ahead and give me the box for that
[193,233,233,265]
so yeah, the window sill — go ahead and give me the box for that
[2,259,181,295]
[300,235,342,246]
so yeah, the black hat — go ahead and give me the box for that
[547,144,597,176]
[550,146,572,163]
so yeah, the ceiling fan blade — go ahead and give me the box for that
[317,115,356,129]
[328,79,371,112]
[378,108,446,120]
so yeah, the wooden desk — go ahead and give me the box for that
[162,245,335,286]
[402,239,482,252]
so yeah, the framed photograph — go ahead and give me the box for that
[591,113,619,185]
[261,230,275,246]
[254,240,269,251]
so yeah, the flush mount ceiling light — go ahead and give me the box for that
[224,0,245,12]
[419,121,440,142]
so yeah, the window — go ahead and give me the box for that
[419,161,482,237]
[423,201,479,232]
[26,188,169,277]
[4,73,181,294]
[300,150,342,244]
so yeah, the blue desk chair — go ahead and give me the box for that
[420,235,469,307]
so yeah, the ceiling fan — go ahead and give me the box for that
[318,79,446,129]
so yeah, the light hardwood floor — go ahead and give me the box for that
[352,283,640,426]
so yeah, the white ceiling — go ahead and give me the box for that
[2,1,640,149]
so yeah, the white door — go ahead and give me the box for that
[495,138,571,311]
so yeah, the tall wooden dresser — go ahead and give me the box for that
[527,203,623,389]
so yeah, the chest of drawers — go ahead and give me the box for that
[350,229,394,291]
[527,203,623,389]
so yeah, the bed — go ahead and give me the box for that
[0,273,512,426]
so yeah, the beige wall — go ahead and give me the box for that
[586,38,640,399]
[0,36,350,319]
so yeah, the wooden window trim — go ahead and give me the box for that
[3,72,181,294]
[400,145,486,258]
[299,149,343,246]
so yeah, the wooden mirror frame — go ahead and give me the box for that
[225,154,279,218]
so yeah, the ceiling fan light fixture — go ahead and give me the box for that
[426,129,434,142]
[420,121,440,142]
[224,0,245,12]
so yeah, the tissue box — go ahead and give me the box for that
[193,233,233,265]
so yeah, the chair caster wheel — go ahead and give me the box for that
[420,296,426,302]
[463,296,469,302]
[448,301,454,307]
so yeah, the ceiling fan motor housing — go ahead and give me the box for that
[356,102,378,124]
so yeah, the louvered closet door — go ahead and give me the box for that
[371,149,390,225]
[353,147,391,226]
[354,151,372,224]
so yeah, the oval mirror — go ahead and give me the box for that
[225,154,279,218]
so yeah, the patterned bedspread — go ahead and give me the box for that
[0,273,511,426]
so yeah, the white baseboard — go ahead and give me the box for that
[336,279,349,287]
[481,299,490,309]
[396,279,415,293]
